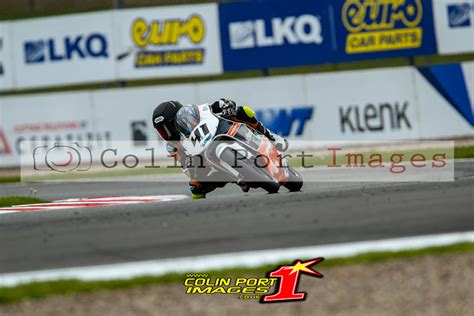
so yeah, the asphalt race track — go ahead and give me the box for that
[0,161,473,274]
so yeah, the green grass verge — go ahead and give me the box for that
[0,176,21,184]
[454,146,474,159]
[0,196,50,207]
[0,242,473,305]
[20,164,183,182]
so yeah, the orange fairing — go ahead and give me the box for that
[258,138,289,184]
[227,122,241,137]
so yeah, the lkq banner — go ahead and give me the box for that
[433,0,474,55]
[219,0,332,71]
[332,0,437,60]
[11,12,115,89]
[114,4,222,79]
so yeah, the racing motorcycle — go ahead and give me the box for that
[175,103,303,194]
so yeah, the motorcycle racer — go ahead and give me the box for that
[152,99,288,199]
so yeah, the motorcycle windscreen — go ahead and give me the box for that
[176,105,200,137]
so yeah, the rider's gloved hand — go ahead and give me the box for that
[267,132,289,152]
[211,98,237,117]
[274,135,289,152]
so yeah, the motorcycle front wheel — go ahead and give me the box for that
[284,167,303,192]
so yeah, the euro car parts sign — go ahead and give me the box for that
[433,0,474,55]
[114,4,222,79]
[11,12,115,89]
[333,0,437,60]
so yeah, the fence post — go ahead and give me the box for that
[114,0,124,9]
[29,0,37,11]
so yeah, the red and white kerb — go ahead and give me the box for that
[0,195,188,214]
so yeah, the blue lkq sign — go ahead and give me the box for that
[219,0,333,71]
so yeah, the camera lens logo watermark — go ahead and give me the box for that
[33,142,92,172]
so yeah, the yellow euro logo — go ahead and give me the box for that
[132,15,205,47]
[342,0,423,33]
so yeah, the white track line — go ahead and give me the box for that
[0,231,473,287]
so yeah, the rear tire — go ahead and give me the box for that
[284,167,303,192]
[220,148,280,194]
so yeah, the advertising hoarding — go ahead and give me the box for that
[332,0,437,60]
[114,4,222,79]
[11,12,116,89]
[219,0,333,71]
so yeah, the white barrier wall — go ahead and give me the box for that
[199,68,421,141]
[415,64,474,138]
[1,64,473,167]
[464,62,474,107]
[0,22,14,90]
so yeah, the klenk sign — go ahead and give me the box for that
[24,33,108,64]
[229,14,323,49]
[339,101,412,133]
[129,15,206,68]
[342,0,424,54]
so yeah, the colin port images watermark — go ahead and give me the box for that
[19,140,455,182]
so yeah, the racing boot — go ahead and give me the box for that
[189,180,227,199]
[189,180,206,199]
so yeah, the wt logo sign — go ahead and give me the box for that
[256,106,314,137]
